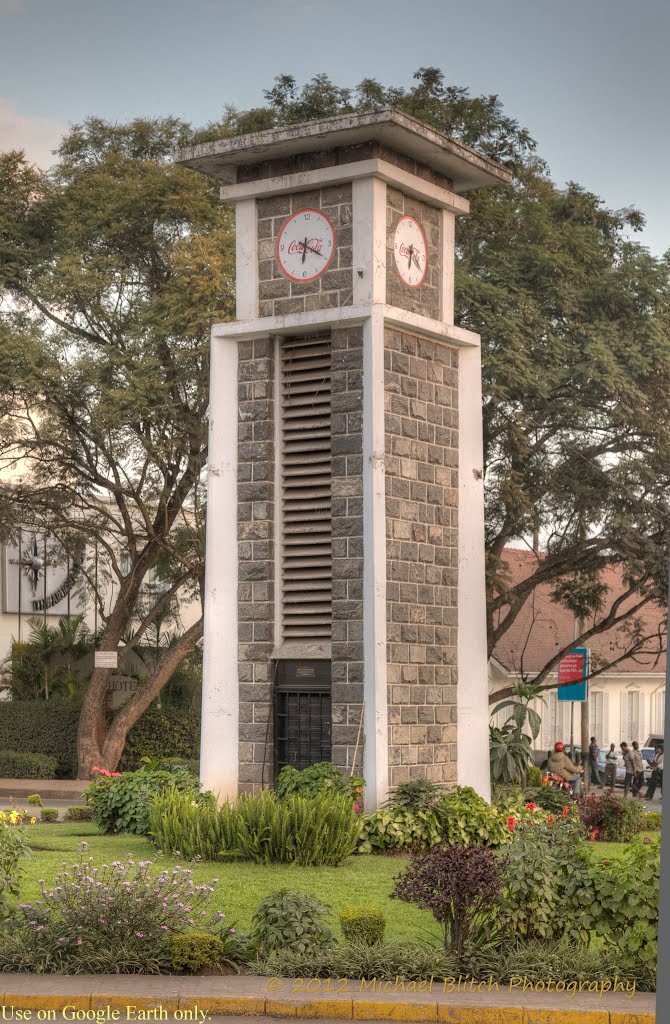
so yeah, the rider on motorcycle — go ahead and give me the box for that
[547,742,584,797]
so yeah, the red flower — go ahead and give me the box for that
[562,806,570,817]
[524,801,538,811]
[111,772,123,777]
[506,816,517,833]
[547,816,555,826]
[590,829,600,841]
[353,803,360,812]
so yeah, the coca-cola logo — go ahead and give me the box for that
[287,237,324,255]
[399,242,423,261]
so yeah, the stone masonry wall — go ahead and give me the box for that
[384,327,459,787]
[330,325,365,777]
[386,188,442,321]
[237,336,276,793]
[257,186,353,317]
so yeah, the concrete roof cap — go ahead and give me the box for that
[174,107,513,193]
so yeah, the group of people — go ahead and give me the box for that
[604,739,664,800]
[545,737,664,800]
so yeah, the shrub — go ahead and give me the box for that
[436,786,510,847]
[0,811,32,917]
[40,808,58,823]
[275,762,364,802]
[0,751,57,779]
[358,806,442,854]
[85,766,199,835]
[518,784,580,817]
[15,846,219,970]
[498,815,593,943]
[645,811,662,831]
[251,889,332,956]
[27,794,42,807]
[0,700,80,778]
[118,707,200,772]
[589,836,660,967]
[255,937,653,991]
[340,906,385,945]
[257,939,458,982]
[577,790,645,842]
[392,844,503,962]
[388,778,442,811]
[170,933,224,973]
[527,766,543,787]
[151,788,361,866]
[64,805,93,822]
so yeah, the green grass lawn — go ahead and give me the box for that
[21,824,442,943]
[20,824,656,946]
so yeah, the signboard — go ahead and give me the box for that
[2,533,86,616]
[94,651,118,669]
[557,647,589,702]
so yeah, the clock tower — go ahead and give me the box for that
[175,109,511,808]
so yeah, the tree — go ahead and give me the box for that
[0,118,234,775]
[218,70,670,703]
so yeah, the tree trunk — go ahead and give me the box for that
[78,618,204,776]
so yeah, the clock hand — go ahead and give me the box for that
[412,251,423,273]
[407,243,413,269]
[302,238,308,264]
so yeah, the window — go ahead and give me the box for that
[654,689,665,734]
[279,337,332,641]
[589,691,609,745]
[621,690,641,742]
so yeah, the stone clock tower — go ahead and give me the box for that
[175,110,511,808]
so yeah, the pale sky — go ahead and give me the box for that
[0,0,668,255]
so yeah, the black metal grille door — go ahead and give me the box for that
[275,660,331,773]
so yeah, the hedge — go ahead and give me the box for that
[118,706,200,771]
[0,701,80,778]
[0,751,58,779]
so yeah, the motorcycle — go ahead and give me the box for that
[541,771,581,800]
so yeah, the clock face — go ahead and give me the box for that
[394,215,428,287]
[276,208,336,282]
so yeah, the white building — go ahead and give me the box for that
[490,549,666,751]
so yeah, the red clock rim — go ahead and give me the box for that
[394,214,428,288]
[276,208,337,282]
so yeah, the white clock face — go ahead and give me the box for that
[276,208,336,282]
[394,215,428,287]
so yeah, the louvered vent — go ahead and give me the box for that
[280,336,332,640]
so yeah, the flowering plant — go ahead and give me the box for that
[0,809,34,918]
[84,765,199,834]
[16,844,221,963]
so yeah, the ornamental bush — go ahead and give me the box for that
[63,805,94,822]
[118,707,200,772]
[170,933,225,973]
[0,700,80,777]
[435,786,510,847]
[251,889,332,956]
[357,806,442,853]
[0,810,33,918]
[275,762,364,803]
[0,750,57,779]
[388,778,443,812]
[589,836,660,966]
[392,844,503,962]
[15,845,220,971]
[150,787,361,866]
[577,791,646,842]
[40,808,58,823]
[85,765,199,835]
[340,906,386,945]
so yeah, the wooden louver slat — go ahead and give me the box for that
[281,336,331,640]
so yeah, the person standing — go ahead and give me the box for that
[589,736,602,787]
[631,741,645,798]
[645,745,664,801]
[621,742,636,797]
[604,743,618,790]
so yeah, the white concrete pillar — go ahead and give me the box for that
[456,340,491,801]
[200,332,240,802]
